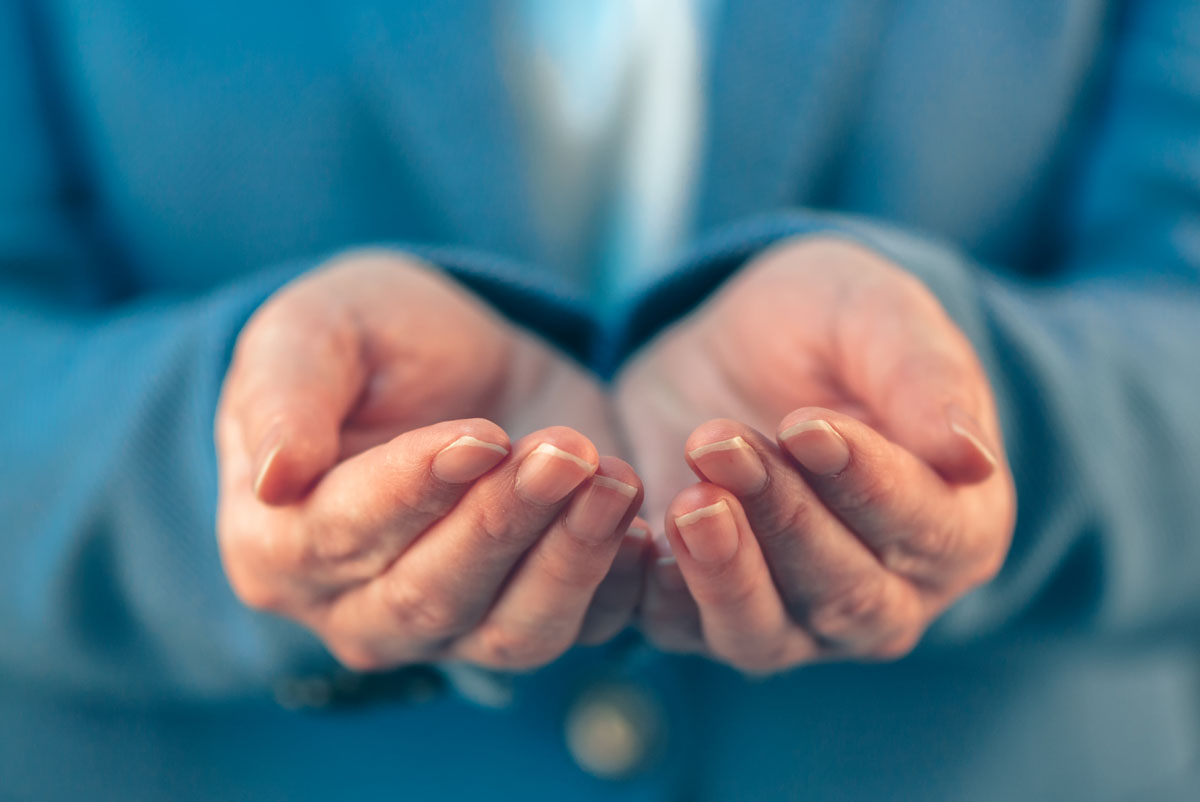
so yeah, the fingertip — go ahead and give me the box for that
[513,427,600,506]
[684,418,750,456]
[562,458,642,546]
[251,431,285,502]
[685,420,771,496]
[777,410,852,477]
[944,404,1000,484]
[430,420,512,484]
[252,426,338,505]
[665,483,728,524]
[522,425,600,469]
[667,485,742,566]
[596,455,644,499]
[452,417,512,452]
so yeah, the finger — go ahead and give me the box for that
[284,418,511,587]
[577,520,652,645]
[343,427,599,658]
[664,484,816,673]
[613,324,740,527]
[778,408,1003,588]
[227,302,367,504]
[638,532,706,655]
[454,459,642,667]
[685,419,921,654]
[845,281,1000,484]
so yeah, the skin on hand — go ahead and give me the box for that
[619,236,1016,673]
[215,250,648,673]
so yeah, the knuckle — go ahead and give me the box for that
[405,486,455,519]
[912,519,961,560]
[475,504,532,550]
[878,542,925,577]
[808,576,895,643]
[309,522,369,566]
[307,522,393,581]
[531,544,609,590]
[833,469,897,521]
[756,496,818,548]
[381,579,466,639]
[879,522,966,582]
[368,465,454,521]
[315,492,445,574]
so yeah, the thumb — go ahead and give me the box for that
[838,269,1002,485]
[870,350,1001,485]
[230,309,367,505]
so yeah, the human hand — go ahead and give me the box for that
[216,251,648,672]
[616,237,1015,671]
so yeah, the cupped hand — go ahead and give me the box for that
[216,251,648,672]
[617,237,1015,672]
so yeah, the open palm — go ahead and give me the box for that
[614,237,1013,668]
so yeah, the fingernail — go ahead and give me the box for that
[687,436,769,495]
[946,404,998,471]
[515,443,597,505]
[779,420,850,476]
[673,500,739,565]
[252,429,284,500]
[565,475,639,544]
[432,435,509,483]
[626,524,650,543]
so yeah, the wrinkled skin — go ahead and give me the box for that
[216,251,647,672]
[617,237,1015,672]
[217,237,1016,677]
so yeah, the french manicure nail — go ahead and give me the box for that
[565,475,639,544]
[431,435,509,483]
[946,404,999,471]
[687,436,769,495]
[626,524,650,543]
[779,420,850,476]
[673,500,739,565]
[515,442,597,505]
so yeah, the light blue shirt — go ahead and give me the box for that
[507,0,720,317]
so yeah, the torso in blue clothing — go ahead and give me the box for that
[3,1,1200,800]
[48,0,1093,299]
